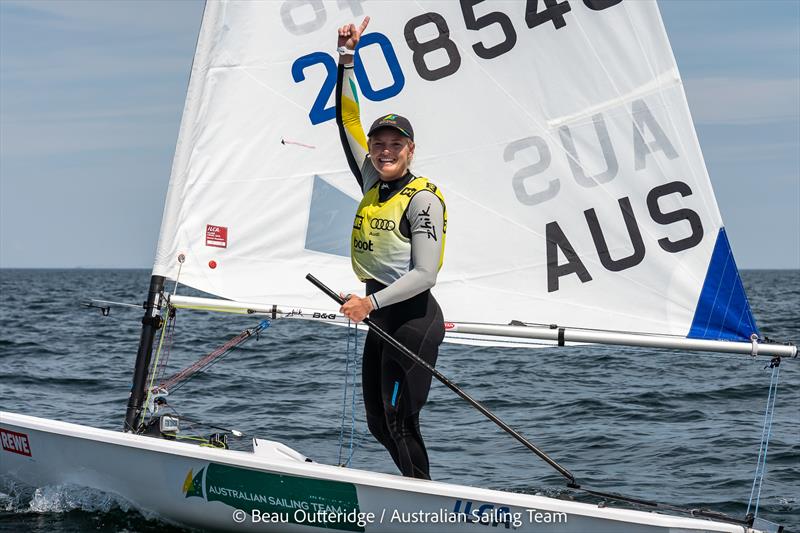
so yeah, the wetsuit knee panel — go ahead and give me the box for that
[366,413,392,445]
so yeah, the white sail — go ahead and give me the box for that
[154,0,759,343]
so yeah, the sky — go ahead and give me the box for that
[0,0,798,269]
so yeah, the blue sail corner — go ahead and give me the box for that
[688,228,759,341]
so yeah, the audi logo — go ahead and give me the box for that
[370,218,396,230]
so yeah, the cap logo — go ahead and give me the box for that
[369,113,413,140]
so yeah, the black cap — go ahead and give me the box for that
[367,114,414,141]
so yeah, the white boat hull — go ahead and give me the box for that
[1,411,756,533]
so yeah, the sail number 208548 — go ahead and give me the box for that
[288,0,623,124]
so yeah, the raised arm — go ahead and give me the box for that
[335,17,378,193]
[336,65,367,188]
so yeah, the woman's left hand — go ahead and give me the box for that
[340,293,374,323]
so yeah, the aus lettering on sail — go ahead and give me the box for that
[504,98,706,293]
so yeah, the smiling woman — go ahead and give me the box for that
[334,17,448,480]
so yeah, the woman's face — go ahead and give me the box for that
[368,128,414,181]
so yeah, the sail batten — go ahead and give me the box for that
[153,0,767,348]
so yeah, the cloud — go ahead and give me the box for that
[683,77,800,125]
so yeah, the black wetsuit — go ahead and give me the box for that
[362,281,444,479]
[336,64,445,479]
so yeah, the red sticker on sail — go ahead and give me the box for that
[206,225,228,248]
[0,428,32,457]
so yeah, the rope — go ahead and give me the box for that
[158,320,270,394]
[140,309,170,426]
[746,357,781,519]
[337,322,351,466]
[337,321,360,467]
[145,257,184,415]
[347,323,359,465]
[153,309,176,383]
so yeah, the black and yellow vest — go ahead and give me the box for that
[351,177,446,284]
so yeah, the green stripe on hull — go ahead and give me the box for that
[186,463,364,531]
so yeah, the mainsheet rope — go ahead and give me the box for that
[746,356,781,520]
[337,321,361,467]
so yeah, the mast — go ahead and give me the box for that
[124,275,165,432]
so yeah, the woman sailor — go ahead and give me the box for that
[335,17,446,480]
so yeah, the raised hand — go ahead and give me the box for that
[337,16,370,64]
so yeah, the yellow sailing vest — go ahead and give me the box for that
[351,177,446,284]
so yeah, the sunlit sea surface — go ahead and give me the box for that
[0,269,798,532]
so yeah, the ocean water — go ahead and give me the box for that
[0,269,797,532]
